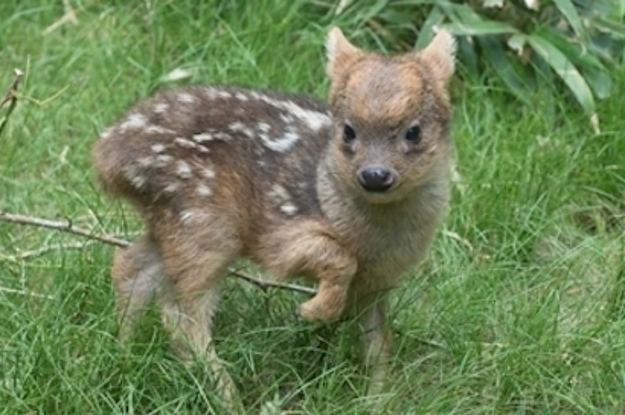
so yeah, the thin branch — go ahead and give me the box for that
[0,211,317,296]
[0,211,129,247]
[228,269,317,295]
[0,68,24,137]
[0,69,23,109]
[1,240,98,261]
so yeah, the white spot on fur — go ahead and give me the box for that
[196,184,212,197]
[178,92,196,104]
[257,122,271,133]
[193,133,213,143]
[155,154,174,166]
[120,114,148,131]
[213,132,232,141]
[179,208,213,226]
[217,90,231,99]
[205,87,232,100]
[269,184,290,203]
[164,182,180,193]
[280,203,298,216]
[196,145,210,153]
[99,127,113,140]
[145,125,174,134]
[174,137,197,149]
[259,124,300,153]
[199,168,215,179]
[176,160,192,179]
[205,87,219,100]
[137,156,153,167]
[228,121,254,138]
[125,166,147,189]
[280,113,295,124]
[151,143,166,153]
[154,102,169,113]
[250,92,331,131]
[179,209,195,226]
[234,92,248,101]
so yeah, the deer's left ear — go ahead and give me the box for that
[326,27,364,80]
[419,30,456,84]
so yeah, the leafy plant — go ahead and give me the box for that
[332,0,625,126]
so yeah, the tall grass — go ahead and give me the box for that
[1,1,624,413]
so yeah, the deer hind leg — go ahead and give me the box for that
[260,220,357,323]
[158,234,240,410]
[111,234,166,342]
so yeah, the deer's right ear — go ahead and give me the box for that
[326,27,363,79]
[419,30,456,85]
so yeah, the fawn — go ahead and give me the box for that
[93,27,455,405]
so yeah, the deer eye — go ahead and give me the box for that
[405,126,422,143]
[343,124,356,143]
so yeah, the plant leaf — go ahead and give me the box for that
[438,20,518,36]
[593,16,625,38]
[415,6,445,49]
[580,66,612,99]
[552,0,585,39]
[483,0,505,8]
[478,36,531,103]
[525,33,595,112]
[536,27,605,70]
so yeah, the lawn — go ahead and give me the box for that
[1,1,625,414]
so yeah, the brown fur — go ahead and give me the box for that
[93,27,456,406]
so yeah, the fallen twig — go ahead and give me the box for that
[0,240,98,261]
[0,68,24,137]
[228,269,317,295]
[0,211,128,247]
[0,211,317,296]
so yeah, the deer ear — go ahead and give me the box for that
[419,30,456,84]
[326,27,363,79]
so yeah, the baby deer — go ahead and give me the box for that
[93,27,455,406]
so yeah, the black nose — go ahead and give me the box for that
[358,167,394,192]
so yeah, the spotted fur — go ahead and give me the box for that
[93,27,456,407]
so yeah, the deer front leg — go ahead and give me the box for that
[357,294,392,396]
[259,220,357,323]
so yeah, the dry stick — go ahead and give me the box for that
[0,69,24,137]
[2,240,99,261]
[0,211,317,296]
[0,211,129,247]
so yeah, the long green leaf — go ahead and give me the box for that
[536,27,606,70]
[525,33,595,112]
[536,28,612,99]
[478,36,531,103]
[581,66,612,99]
[552,0,585,39]
[438,20,518,36]
[415,6,445,49]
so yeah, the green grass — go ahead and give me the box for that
[1,1,625,413]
